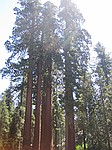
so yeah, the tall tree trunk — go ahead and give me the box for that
[23,51,33,150]
[40,87,47,150]
[40,54,52,150]
[33,60,42,150]
[23,15,35,150]
[65,54,75,150]
[65,101,75,150]
[19,77,24,117]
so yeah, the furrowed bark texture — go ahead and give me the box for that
[65,51,75,150]
[23,51,33,150]
[33,60,42,150]
[40,54,52,150]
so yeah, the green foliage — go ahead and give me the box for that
[76,144,88,150]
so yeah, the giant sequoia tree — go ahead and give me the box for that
[38,2,58,150]
[58,0,91,149]
[2,0,41,149]
[0,0,112,150]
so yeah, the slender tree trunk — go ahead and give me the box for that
[82,75,86,150]
[40,88,47,150]
[33,60,42,150]
[54,112,58,150]
[23,52,33,150]
[54,128,58,150]
[83,129,86,150]
[19,77,24,117]
[40,54,52,150]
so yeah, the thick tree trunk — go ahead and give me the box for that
[40,54,52,150]
[46,73,52,150]
[65,54,75,150]
[23,16,34,150]
[22,55,33,150]
[33,60,42,150]
[65,99,75,150]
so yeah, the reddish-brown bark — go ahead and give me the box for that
[65,92,75,150]
[40,54,52,150]
[22,15,34,150]
[33,60,42,150]
[65,111,75,150]
[65,54,75,150]
[22,56,33,150]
